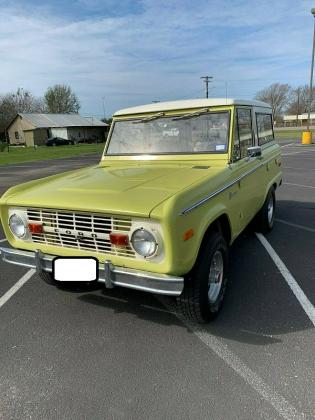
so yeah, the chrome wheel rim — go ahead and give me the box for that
[267,196,274,225]
[208,250,224,303]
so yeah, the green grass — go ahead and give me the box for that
[0,143,105,166]
[274,129,315,139]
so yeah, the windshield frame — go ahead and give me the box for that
[104,110,231,157]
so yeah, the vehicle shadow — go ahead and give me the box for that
[204,229,313,345]
[77,224,313,346]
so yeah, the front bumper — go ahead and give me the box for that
[0,246,184,296]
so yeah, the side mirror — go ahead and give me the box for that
[247,146,262,160]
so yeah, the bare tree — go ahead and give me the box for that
[254,83,292,119]
[0,88,44,138]
[44,84,80,114]
[286,85,315,115]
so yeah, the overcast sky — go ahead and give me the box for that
[0,0,314,117]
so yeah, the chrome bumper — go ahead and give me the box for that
[0,246,184,296]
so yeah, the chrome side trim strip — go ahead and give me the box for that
[180,155,279,215]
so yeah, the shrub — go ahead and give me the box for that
[0,142,7,152]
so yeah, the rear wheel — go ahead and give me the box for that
[255,187,275,233]
[177,231,229,323]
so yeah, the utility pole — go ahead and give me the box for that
[200,76,213,98]
[102,97,106,121]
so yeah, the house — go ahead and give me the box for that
[7,113,109,146]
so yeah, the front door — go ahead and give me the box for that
[228,107,260,231]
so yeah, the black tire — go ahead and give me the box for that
[39,271,55,286]
[255,187,275,234]
[177,231,229,323]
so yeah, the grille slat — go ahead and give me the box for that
[26,208,135,258]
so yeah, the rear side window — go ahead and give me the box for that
[256,113,274,145]
[233,108,253,161]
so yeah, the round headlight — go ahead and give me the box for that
[9,214,27,238]
[131,228,157,257]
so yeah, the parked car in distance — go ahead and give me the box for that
[46,137,74,146]
[0,98,282,323]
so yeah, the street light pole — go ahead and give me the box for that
[302,8,315,144]
[307,8,315,132]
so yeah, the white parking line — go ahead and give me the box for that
[0,238,7,243]
[280,143,294,148]
[283,182,315,189]
[141,304,175,314]
[282,150,315,156]
[0,269,35,310]
[283,166,315,171]
[275,219,315,233]
[256,233,315,327]
[159,297,304,420]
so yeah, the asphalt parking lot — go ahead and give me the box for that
[0,144,314,420]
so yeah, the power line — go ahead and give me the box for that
[200,76,213,98]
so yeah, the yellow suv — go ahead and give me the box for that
[0,99,281,322]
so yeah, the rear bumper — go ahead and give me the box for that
[0,246,184,296]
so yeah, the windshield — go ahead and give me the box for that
[106,111,230,155]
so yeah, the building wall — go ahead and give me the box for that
[34,129,50,146]
[51,128,68,139]
[67,127,106,142]
[8,116,35,145]
[24,131,34,147]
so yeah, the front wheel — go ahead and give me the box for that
[177,231,229,323]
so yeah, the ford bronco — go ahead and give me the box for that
[0,99,282,322]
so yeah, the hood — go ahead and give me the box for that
[3,163,217,217]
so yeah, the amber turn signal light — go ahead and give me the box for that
[183,228,194,241]
[28,223,44,234]
[109,233,129,247]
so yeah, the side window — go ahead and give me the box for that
[233,108,253,161]
[256,113,274,145]
[15,131,19,140]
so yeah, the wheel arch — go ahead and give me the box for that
[197,213,232,259]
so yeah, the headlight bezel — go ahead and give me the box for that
[9,213,28,239]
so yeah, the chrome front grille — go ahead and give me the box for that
[26,208,135,258]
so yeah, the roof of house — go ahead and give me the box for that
[114,98,271,116]
[12,113,108,129]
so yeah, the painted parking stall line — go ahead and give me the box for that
[256,233,315,327]
[0,269,35,310]
[283,166,315,171]
[0,238,7,243]
[280,143,294,148]
[283,182,315,189]
[275,219,315,234]
[159,298,305,420]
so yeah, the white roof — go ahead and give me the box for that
[114,98,271,116]
[17,113,108,128]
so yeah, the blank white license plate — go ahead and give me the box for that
[53,257,98,282]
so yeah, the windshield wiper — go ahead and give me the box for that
[133,112,165,123]
[172,108,209,121]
